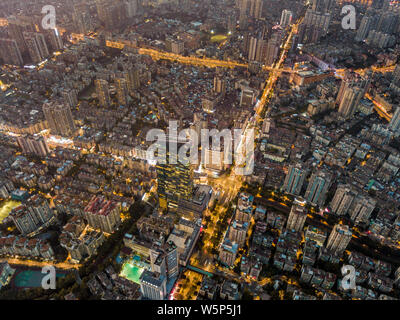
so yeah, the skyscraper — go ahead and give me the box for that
[125,67,141,94]
[17,134,50,158]
[330,184,357,216]
[356,15,377,42]
[164,240,179,278]
[204,147,227,172]
[115,78,129,106]
[10,195,55,236]
[249,0,263,19]
[326,224,352,255]
[349,194,376,225]
[95,79,111,107]
[125,0,140,18]
[96,0,109,25]
[139,270,167,300]
[264,33,280,66]
[312,0,335,13]
[0,38,24,66]
[214,75,227,95]
[336,76,370,119]
[393,64,400,83]
[280,10,293,28]
[45,29,63,52]
[248,36,265,62]
[84,196,121,233]
[42,101,76,137]
[156,143,194,211]
[7,15,34,54]
[304,169,332,207]
[282,163,308,196]
[237,0,263,20]
[286,199,307,231]
[338,86,363,119]
[389,107,400,132]
[73,2,93,34]
[23,32,49,64]
[62,89,78,108]
[377,11,398,35]
[228,221,249,246]
[298,9,331,44]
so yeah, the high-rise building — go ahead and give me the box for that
[304,169,332,207]
[298,9,331,44]
[23,32,49,64]
[228,221,249,247]
[389,107,400,132]
[286,199,307,231]
[312,0,335,13]
[96,0,109,24]
[336,76,370,119]
[204,147,227,172]
[0,179,15,200]
[10,195,55,235]
[377,11,398,35]
[45,29,63,52]
[149,248,167,276]
[17,134,50,158]
[43,101,76,137]
[214,75,226,95]
[249,0,263,19]
[264,33,280,66]
[73,2,93,34]
[365,29,396,48]
[226,13,237,33]
[305,226,327,247]
[7,15,35,54]
[248,36,265,62]
[282,163,308,196]
[349,194,376,225]
[139,270,167,300]
[338,86,364,119]
[393,64,400,83]
[0,262,16,290]
[95,79,111,107]
[237,0,263,20]
[125,0,140,18]
[156,143,194,210]
[165,37,185,55]
[0,38,24,66]
[84,196,121,233]
[240,87,257,107]
[96,0,126,29]
[326,224,352,255]
[125,67,141,94]
[164,240,179,278]
[280,10,293,28]
[219,238,239,267]
[62,89,78,108]
[115,78,129,106]
[356,15,377,42]
[330,184,357,216]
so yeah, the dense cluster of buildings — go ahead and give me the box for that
[0,0,400,302]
